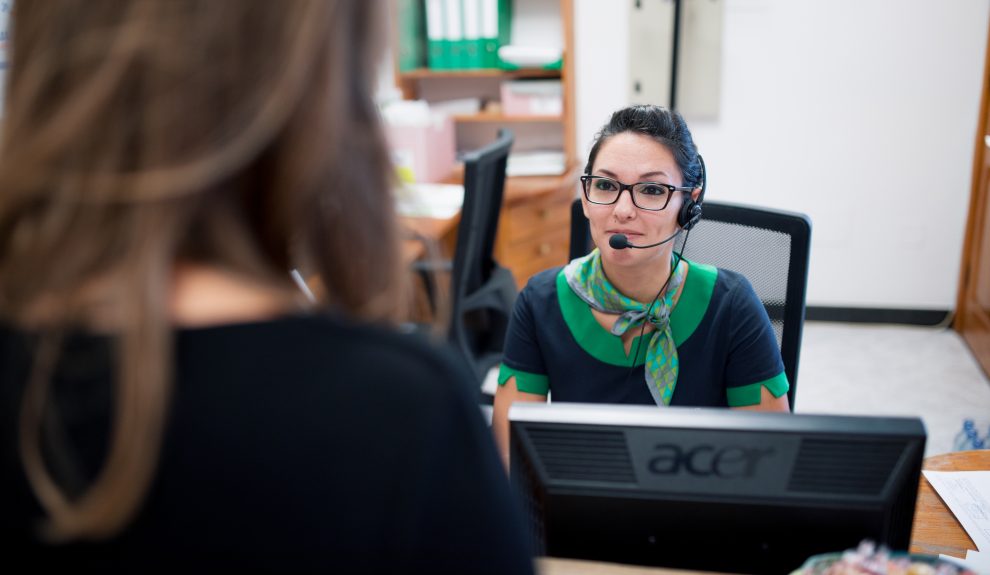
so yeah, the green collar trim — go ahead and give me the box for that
[670,261,717,346]
[556,260,716,367]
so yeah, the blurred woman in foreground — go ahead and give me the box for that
[0,1,532,572]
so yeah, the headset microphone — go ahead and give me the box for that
[608,229,683,250]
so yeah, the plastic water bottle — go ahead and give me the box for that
[953,419,977,451]
[969,422,990,450]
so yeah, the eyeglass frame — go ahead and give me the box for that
[579,174,694,211]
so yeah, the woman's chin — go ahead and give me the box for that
[601,247,639,266]
[600,244,672,272]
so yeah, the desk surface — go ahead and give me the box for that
[538,558,733,575]
[909,449,990,558]
[402,213,460,262]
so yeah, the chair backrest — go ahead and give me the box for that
[449,129,517,383]
[568,198,811,410]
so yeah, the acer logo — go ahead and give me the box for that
[647,444,775,478]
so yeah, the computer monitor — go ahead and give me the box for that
[509,403,926,575]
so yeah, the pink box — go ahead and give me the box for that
[384,113,455,183]
[500,80,563,116]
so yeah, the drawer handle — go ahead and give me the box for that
[538,243,552,256]
[538,208,550,220]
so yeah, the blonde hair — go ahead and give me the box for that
[0,0,404,540]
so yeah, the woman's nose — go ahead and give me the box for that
[612,189,638,219]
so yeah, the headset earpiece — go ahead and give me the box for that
[678,198,703,230]
[677,155,706,231]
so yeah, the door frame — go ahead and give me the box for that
[954,14,990,378]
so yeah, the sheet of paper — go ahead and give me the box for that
[939,549,990,573]
[395,183,464,219]
[923,470,990,552]
[506,151,566,177]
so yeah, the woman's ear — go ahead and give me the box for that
[691,186,703,203]
[581,195,590,219]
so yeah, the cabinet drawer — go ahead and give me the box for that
[501,226,570,287]
[502,192,573,245]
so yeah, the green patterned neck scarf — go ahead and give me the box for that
[563,248,686,406]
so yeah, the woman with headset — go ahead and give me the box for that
[0,1,532,572]
[492,105,789,467]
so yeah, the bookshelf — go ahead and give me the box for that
[452,113,562,123]
[397,68,561,80]
[390,0,578,289]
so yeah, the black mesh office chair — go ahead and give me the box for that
[569,198,811,410]
[445,130,518,388]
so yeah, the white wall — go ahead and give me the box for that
[575,0,990,309]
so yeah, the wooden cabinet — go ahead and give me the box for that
[495,167,578,287]
[391,0,578,288]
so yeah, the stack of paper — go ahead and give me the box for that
[506,150,566,177]
[922,470,990,573]
[395,183,464,219]
[430,98,483,116]
[498,45,562,68]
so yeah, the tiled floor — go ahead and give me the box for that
[796,321,990,457]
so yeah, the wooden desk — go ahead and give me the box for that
[538,557,732,575]
[402,212,459,262]
[495,165,581,288]
[399,163,578,280]
[909,449,990,558]
[431,164,580,288]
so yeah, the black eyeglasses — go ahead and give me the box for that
[580,175,692,211]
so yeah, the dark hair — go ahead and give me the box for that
[584,105,703,189]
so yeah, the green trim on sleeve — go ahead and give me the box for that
[725,372,790,407]
[498,364,550,395]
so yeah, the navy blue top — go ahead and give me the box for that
[498,261,788,407]
[1,314,534,574]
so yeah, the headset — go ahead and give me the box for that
[621,153,707,384]
[609,154,707,250]
[676,154,706,231]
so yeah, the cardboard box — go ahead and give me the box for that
[500,80,562,116]
[383,102,456,183]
